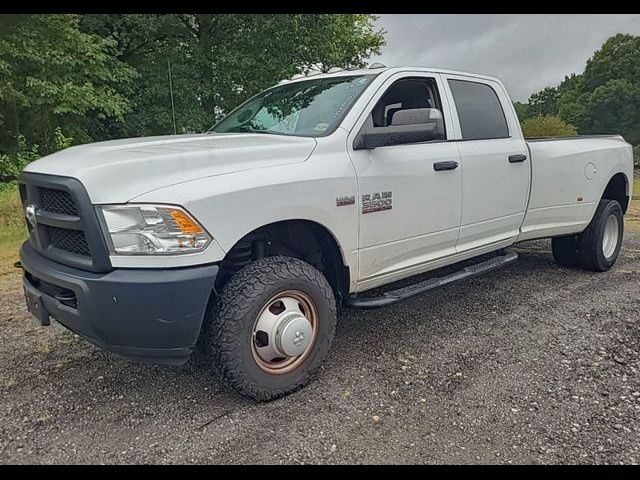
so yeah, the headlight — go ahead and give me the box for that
[97,204,212,255]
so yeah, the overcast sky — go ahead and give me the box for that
[371,14,640,101]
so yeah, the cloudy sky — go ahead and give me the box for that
[371,14,640,101]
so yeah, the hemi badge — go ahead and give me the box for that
[336,195,356,207]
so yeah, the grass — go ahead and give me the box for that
[0,183,27,276]
[626,174,640,232]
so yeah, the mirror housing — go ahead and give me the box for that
[354,123,442,150]
[353,107,445,150]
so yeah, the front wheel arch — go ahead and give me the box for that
[215,219,350,302]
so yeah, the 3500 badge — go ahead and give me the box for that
[362,191,392,214]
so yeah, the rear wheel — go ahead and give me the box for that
[578,199,624,272]
[208,256,336,401]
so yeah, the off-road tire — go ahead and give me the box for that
[578,199,624,272]
[208,256,337,401]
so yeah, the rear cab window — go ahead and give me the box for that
[447,79,509,140]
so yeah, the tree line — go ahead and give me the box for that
[0,14,385,182]
[0,16,638,185]
[515,33,640,160]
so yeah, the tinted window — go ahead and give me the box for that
[448,79,509,140]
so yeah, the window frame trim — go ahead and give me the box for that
[348,72,457,151]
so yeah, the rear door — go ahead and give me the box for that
[443,75,530,252]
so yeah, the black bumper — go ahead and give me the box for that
[20,242,218,365]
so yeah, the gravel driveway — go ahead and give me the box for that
[1,234,639,464]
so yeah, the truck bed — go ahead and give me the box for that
[518,134,633,242]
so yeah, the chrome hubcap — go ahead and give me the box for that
[251,290,318,374]
[602,214,619,259]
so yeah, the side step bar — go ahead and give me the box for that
[345,251,519,309]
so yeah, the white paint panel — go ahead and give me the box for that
[517,203,594,241]
[457,213,522,252]
[133,131,360,289]
[520,136,634,239]
[356,237,514,292]
[24,133,318,204]
[454,137,530,253]
[353,139,462,280]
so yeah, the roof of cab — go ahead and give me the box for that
[280,66,503,85]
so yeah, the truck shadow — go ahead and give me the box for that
[90,241,559,402]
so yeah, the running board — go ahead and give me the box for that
[345,251,519,309]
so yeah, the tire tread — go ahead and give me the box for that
[208,256,336,401]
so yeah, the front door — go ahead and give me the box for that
[348,73,463,289]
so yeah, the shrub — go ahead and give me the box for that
[0,127,73,183]
[0,182,24,229]
[0,137,40,183]
[521,115,578,138]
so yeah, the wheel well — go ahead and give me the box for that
[216,220,350,302]
[601,173,629,213]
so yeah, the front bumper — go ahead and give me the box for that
[20,242,218,365]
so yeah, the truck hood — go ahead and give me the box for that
[23,133,317,203]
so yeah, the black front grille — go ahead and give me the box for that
[48,226,91,256]
[19,172,111,272]
[37,187,89,257]
[39,188,78,215]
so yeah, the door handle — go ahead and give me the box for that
[508,154,527,163]
[433,161,459,171]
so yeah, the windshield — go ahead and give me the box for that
[211,74,376,137]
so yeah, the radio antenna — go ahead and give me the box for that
[167,59,177,135]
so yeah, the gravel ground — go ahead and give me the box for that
[0,234,639,464]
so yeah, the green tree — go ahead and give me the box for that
[80,14,385,136]
[527,87,560,116]
[557,34,640,145]
[0,14,385,181]
[79,14,198,137]
[0,14,135,164]
[521,115,578,138]
[518,34,640,147]
[513,101,531,122]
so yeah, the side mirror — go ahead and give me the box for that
[353,123,441,150]
[353,107,445,150]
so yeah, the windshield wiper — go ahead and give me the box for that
[234,125,273,134]
[208,125,278,135]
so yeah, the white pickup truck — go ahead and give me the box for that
[18,65,634,400]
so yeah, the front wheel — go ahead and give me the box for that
[208,256,337,401]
